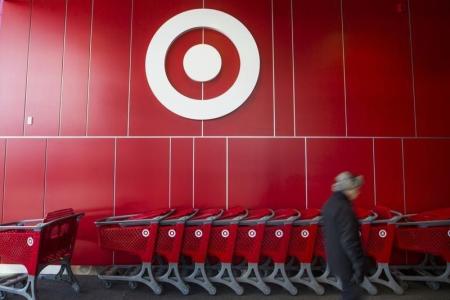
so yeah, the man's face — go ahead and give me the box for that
[346,187,361,201]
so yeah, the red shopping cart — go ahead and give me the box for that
[0,208,84,300]
[288,208,325,295]
[260,208,300,295]
[315,207,378,295]
[95,208,173,294]
[206,207,247,295]
[394,208,450,289]
[365,206,404,294]
[180,208,223,295]
[154,208,198,295]
[233,208,274,295]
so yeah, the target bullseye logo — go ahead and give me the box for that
[146,9,260,120]
[27,237,34,247]
[195,229,203,238]
[248,229,257,238]
[142,229,150,238]
[168,229,176,238]
[221,229,230,238]
[378,229,387,238]
[275,229,284,238]
[301,230,309,238]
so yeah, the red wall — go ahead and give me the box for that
[1,0,450,264]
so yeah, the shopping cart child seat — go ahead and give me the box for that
[181,208,223,294]
[288,208,325,295]
[0,208,84,300]
[95,208,173,294]
[233,208,274,295]
[206,207,247,295]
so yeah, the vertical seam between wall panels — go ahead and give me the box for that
[85,0,94,136]
[201,0,204,137]
[372,138,377,206]
[271,0,276,136]
[113,138,117,216]
[304,138,308,209]
[22,0,34,136]
[126,0,134,136]
[1,140,7,223]
[226,138,229,210]
[401,139,407,213]
[290,0,296,136]
[340,0,348,136]
[58,0,68,136]
[168,138,172,208]
[407,0,418,137]
[192,138,195,208]
[43,139,48,217]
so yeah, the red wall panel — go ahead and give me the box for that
[45,139,114,265]
[87,0,130,136]
[294,0,346,136]
[194,138,226,208]
[129,0,202,136]
[203,0,273,136]
[115,138,169,215]
[59,0,91,136]
[344,0,415,136]
[273,0,294,136]
[307,138,374,209]
[2,139,46,222]
[410,0,450,137]
[24,0,65,136]
[170,138,193,208]
[374,139,405,212]
[0,0,30,135]
[0,140,5,221]
[403,139,450,213]
[229,138,306,209]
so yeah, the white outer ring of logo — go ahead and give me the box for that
[27,237,34,247]
[275,229,284,238]
[379,229,387,238]
[142,229,150,238]
[248,229,257,238]
[221,229,230,238]
[448,230,450,238]
[168,229,176,238]
[301,229,309,238]
[195,229,203,238]
[146,9,260,120]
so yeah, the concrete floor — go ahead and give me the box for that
[2,276,449,300]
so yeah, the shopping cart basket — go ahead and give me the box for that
[180,208,223,294]
[260,208,300,295]
[365,206,404,294]
[0,208,84,300]
[233,208,274,295]
[394,208,450,289]
[154,208,197,295]
[288,208,325,295]
[95,208,173,294]
[206,206,247,295]
[315,207,378,295]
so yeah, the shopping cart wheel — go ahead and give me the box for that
[102,280,112,289]
[426,281,440,290]
[72,282,81,293]
[181,284,190,295]
[128,281,138,290]
[0,291,6,300]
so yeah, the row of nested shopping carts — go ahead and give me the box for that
[0,206,449,299]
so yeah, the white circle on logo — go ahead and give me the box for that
[221,229,230,238]
[275,229,284,238]
[142,229,150,238]
[168,229,176,238]
[301,230,309,238]
[27,237,34,247]
[379,229,387,238]
[195,229,203,238]
[248,229,257,238]
[183,44,222,82]
[146,8,260,120]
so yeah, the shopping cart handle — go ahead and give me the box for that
[371,214,404,224]
[0,213,84,232]
[187,209,224,225]
[239,209,275,225]
[293,215,322,225]
[359,212,378,224]
[213,210,248,225]
[95,210,174,227]
[160,209,198,225]
[396,219,450,227]
[267,209,301,225]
